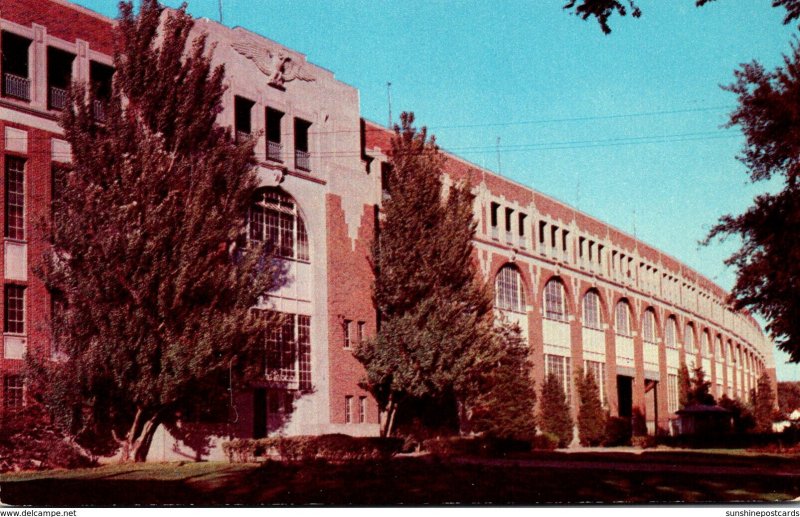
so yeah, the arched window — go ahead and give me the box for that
[642,309,657,343]
[582,290,602,330]
[665,317,678,349]
[615,300,631,337]
[495,265,525,313]
[544,278,567,321]
[250,189,310,261]
[685,323,695,353]
[702,330,711,357]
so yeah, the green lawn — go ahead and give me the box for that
[1,450,799,505]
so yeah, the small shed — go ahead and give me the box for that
[675,404,733,436]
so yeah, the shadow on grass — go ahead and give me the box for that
[1,456,799,505]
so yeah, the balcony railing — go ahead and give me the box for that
[3,73,30,101]
[295,149,311,171]
[266,367,299,389]
[236,130,250,144]
[267,140,283,162]
[49,86,68,110]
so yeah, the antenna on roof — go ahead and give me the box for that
[496,137,502,175]
[387,82,393,128]
[218,0,223,24]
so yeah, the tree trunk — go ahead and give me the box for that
[116,408,162,463]
[385,400,398,437]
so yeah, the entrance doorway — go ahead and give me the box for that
[253,388,267,439]
[617,375,633,418]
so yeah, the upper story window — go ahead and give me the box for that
[490,202,500,240]
[615,300,631,337]
[380,162,392,201]
[265,312,311,391]
[47,47,75,111]
[518,213,527,249]
[495,265,525,313]
[544,278,567,322]
[685,323,696,353]
[642,308,657,344]
[504,207,514,243]
[665,317,678,349]
[266,107,284,162]
[249,189,309,262]
[294,117,312,172]
[234,95,255,142]
[716,336,724,360]
[702,330,711,357]
[4,285,25,335]
[582,290,602,330]
[1,32,32,102]
[89,61,114,120]
[5,156,25,241]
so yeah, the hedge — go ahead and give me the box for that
[222,434,404,463]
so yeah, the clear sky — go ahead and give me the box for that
[75,0,800,381]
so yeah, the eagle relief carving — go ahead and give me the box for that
[231,38,315,89]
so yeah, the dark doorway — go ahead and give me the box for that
[617,375,633,418]
[253,388,267,439]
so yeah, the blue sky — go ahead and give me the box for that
[75,0,800,381]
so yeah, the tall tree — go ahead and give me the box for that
[538,373,574,448]
[355,112,500,437]
[754,372,778,432]
[678,362,691,409]
[704,42,800,362]
[777,381,800,414]
[465,321,537,441]
[34,0,279,461]
[687,366,716,406]
[576,367,606,446]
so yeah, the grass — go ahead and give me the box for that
[1,449,799,505]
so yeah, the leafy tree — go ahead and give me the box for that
[538,373,574,447]
[355,112,497,437]
[703,42,800,363]
[718,394,756,432]
[754,372,778,432]
[466,321,537,441]
[777,381,800,414]
[564,0,800,34]
[688,366,716,406]
[576,367,606,446]
[33,0,279,461]
[678,363,691,409]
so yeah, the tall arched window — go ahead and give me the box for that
[495,265,525,313]
[250,189,310,261]
[642,309,657,343]
[615,300,631,337]
[715,335,723,359]
[544,278,567,321]
[665,317,678,349]
[582,290,602,330]
[685,323,695,353]
[702,330,711,357]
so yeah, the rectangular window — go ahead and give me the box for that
[47,46,75,110]
[5,156,25,240]
[345,395,353,424]
[584,360,606,407]
[298,315,311,391]
[266,107,284,161]
[668,374,679,414]
[545,354,571,404]
[504,207,513,233]
[359,396,367,423]
[1,32,32,101]
[490,202,499,240]
[538,221,547,246]
[234,95,254,139]
[343,319,352,349]
[518,213,526,236]
[294,118,312,171]
[4,285,25,334]
[357,321,365,343]
[3,375,23,410]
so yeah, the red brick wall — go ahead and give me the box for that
[4,0,115,55]
[325,194,377,425]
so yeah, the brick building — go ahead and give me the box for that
[0,0,776,458]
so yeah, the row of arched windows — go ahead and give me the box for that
[494,264,764,370]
